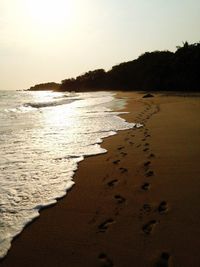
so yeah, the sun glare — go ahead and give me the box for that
[26,0,74,28]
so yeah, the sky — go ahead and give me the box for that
[0,0,200,90]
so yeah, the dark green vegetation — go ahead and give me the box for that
[29,82,60,91]
[29,42,200,92]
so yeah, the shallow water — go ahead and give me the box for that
[0,90,139,258]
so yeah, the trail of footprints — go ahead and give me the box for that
[137,104,169,236]
[136,103,171,266]
[97,102,171,267]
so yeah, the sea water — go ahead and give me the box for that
[0,90,139,258]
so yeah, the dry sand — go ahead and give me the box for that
[0,92,200,267]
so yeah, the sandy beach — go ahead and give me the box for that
[0,91,200,267]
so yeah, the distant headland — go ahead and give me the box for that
[28,42,200,92]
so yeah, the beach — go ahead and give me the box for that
[1,91,200,267]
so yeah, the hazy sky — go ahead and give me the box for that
[1,0,200,90]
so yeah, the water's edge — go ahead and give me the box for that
[0,91,141,259]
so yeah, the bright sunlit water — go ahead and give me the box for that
[0,90,140,258]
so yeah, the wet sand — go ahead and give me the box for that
[1,92,200,267]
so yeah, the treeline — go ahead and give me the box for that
[29,42,200,92]
[29,82,60,91]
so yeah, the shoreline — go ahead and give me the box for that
[1,91,200,267]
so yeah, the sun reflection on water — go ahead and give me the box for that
[29,91,79,154]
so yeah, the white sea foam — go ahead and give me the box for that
[0,90,141,258]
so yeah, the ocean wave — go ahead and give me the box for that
[5,106,35,113]
[24,98,78,109]
[4,97,79,113]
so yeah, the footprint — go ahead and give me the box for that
[119,167,128,174]
[117,146,124,151]
[141,182,150,191]
[144,161,151,167]
[158,201,168,214]
[143,148,149,152]
[107,179,118,187]
[155,252,170,267]
[144,143,150,147]
[142,220,157,234]
[114,195,126,204]
[145,170,154,177]
[120,151,127,157]
[98,219,115,232]
[148,153,155,159]
[137,144,141,148]
[113,160,120,165]
[129,141,134,145]
[98,253,114,267]
[142,203,152,213]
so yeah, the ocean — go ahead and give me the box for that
[0,90,139,258]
